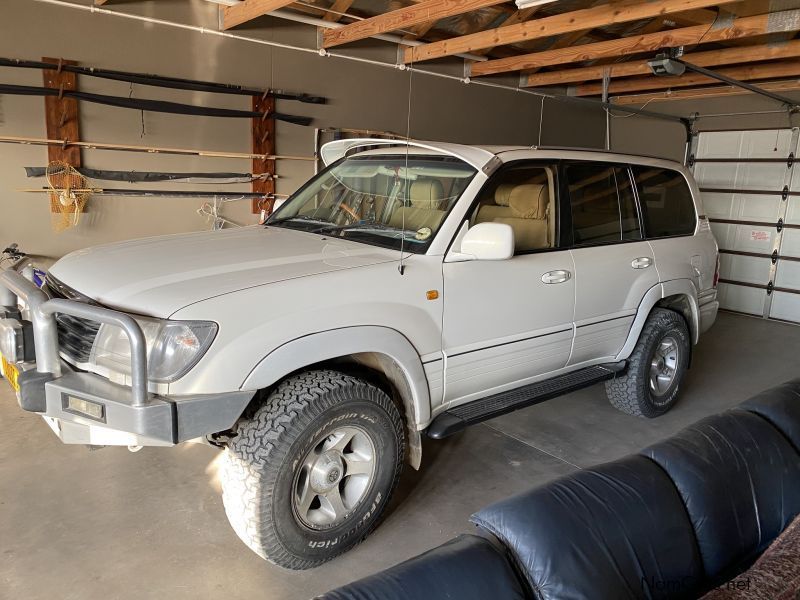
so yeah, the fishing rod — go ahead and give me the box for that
[0,84,314,124]
[24,166,277,184]
[18,187,288,200]
[0,135,315,161]
[0,57,326,104]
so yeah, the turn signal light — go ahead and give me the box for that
[426,290,439,300]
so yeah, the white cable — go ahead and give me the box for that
[31,0,543,99]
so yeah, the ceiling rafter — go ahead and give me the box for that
[322,0,508,48]
[323,0,355,22]
[223,0,298,30]
[524,39,800,87]
[470,9,800,77]
[612,78,800,104]
[471,6,542,55]
[575,59,800,96]
[404,0,739,63]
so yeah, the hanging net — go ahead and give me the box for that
[46,161,89,232]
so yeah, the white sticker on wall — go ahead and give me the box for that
[750,230,770,242]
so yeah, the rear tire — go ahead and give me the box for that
[220,370,404,570]
[605,308,690,418]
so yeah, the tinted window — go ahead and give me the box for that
[632,167,696,238]
[471,163,556,253]
[566,164,640,245]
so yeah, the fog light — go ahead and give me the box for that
[63,395,105,422]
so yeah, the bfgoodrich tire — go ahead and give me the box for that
[605,308,690,418]
[220,370,405,570]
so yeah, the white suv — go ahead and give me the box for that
[0,139,718,569]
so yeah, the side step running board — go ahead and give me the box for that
[426,363,626,440]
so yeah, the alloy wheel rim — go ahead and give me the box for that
[292,425,376,529]
[649,335,680,399]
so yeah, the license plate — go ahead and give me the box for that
[1,354,20,393]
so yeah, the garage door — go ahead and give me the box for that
[692,128,800,323]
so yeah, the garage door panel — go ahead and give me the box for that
[695,162,788,191]
[696,129,794,158]
[786,199,800,225]
[774,260,800,290]
[739,129,795,157]
[737,163,792,190]
[720,254,771,284]
[694,163,738,188]
[696,131,743,158]
[703,192,739,219]
[732,224,777,253]
[779,229,800,257]
[710,222,734,248]
[718,283,766,315]
[703,192,783,222]
[769,291,800,321]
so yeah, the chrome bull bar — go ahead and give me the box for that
[0,270,149,407]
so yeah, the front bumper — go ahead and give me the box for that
[1,270,253,446]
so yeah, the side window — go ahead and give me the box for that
[566,163,641,245]
[632,167,697,238]
[470,163,557,253]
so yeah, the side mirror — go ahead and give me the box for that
[459,223,514,261]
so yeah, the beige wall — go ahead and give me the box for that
[610,91,800,162]
[0,0,609,262]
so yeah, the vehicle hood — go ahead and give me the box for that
[49,226,399,317]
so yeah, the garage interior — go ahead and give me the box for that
[2,0,800,598]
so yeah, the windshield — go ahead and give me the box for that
[266,154,478,252]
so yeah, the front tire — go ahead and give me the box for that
[605,308,690,418]
[220,370,405,569]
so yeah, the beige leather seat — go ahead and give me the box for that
[388,180,447,231]
[477,183,550,252]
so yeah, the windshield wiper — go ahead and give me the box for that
[266,215,333,227]
[311,222,401,235]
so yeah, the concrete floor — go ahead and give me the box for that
[2,312,799,599]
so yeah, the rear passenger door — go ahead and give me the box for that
[565,162,659,366]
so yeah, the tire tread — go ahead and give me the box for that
[221,370,404,569]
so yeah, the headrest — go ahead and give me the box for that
[494,183,516,207]
[508,184,548,219]
[410,180,445,208]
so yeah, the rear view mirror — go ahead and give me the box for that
[459,223,514,261]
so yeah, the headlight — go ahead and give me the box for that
[89,317,217,383]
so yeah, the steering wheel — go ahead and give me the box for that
[339,202,360,223]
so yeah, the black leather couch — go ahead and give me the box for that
[319,380,800,600]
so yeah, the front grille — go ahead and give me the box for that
[44,275,101,364]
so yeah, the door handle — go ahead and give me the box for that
[631,257,652,269]
[542,269,571,284]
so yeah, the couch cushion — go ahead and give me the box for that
[471,455,703,600]
[316,534,527,600]
[739,379,800,452]
[642,410,800,582]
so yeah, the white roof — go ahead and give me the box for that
[320,138,684,172]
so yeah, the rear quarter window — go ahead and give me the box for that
[632,167,696,238]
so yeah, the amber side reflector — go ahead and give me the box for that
[426,290,439,300]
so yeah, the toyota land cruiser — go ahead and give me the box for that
[0,139,719,569]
